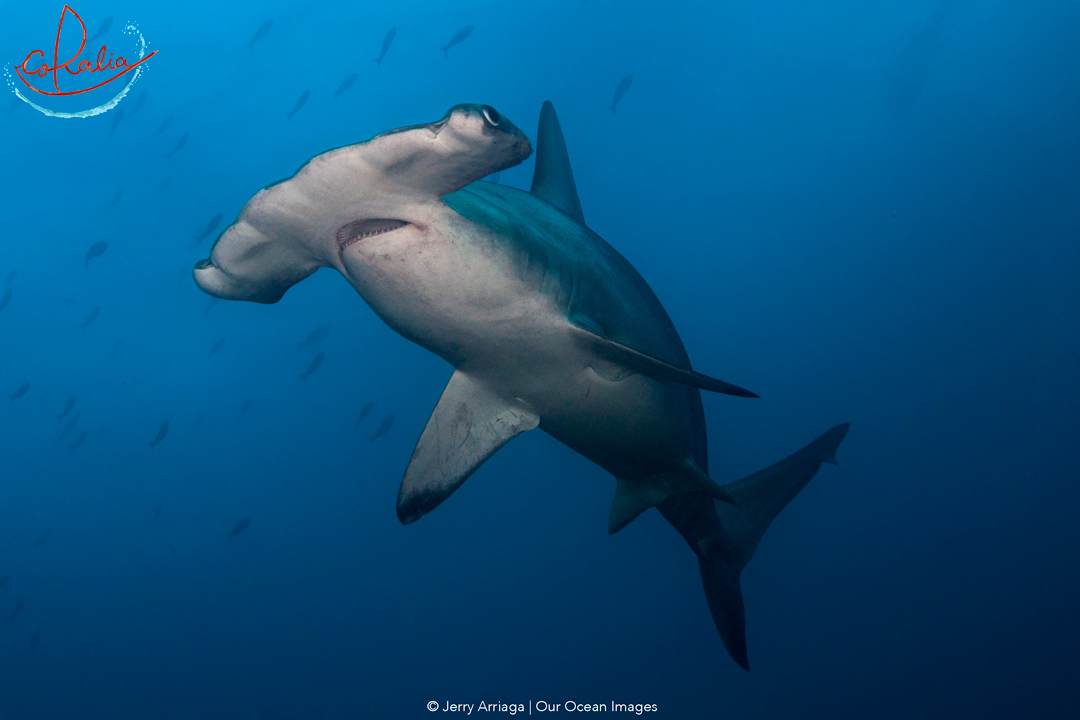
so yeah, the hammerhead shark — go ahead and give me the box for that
[193,101,849,669]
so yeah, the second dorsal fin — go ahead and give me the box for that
[530,100,586,225]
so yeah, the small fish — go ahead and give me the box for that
[157,178,171,193]
[89,16,113,43]
[153,504,163,521]
[610,74,634,115]
[111,339,125,357]
[154,115,173,136]
[165,132,189,159]
[228,517,252,542]
[81,305,100,329]
[286,91,310,120]
[249,19,273,48]
[58,413,81,443]
[69,430,87,451]
[33,533,48,549]
[374,27,396,66]
[368,414,395,441]
[29,630,40,653]
[149,420,169,449]
[194,213,223,243]
[128,89,148,117]
[207,337,226,358]
[298,325,330,349]
[442,26,473,57]
[0,287,11,311]
[0,576,9,592]
[85,241,109,267]
[104,189,123,210]
[333,73,358,99]
[300,351,325,381]
[355,402,373,429]
[239,398,254,417]
[4,268,16,285]
[10,597,24,622]
[56,396,75,421]
[9,383,29,402]
[109,106,125,138]
[204,297,220,316]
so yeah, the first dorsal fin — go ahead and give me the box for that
[530,101,586,225]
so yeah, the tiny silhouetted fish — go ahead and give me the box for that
[207,337,226,358]
[249,19,273,48]
[228,518,251,542]
[298,325,329,349]
[149,420,169,449]
[0,288,11,311]
[29,630,40,653]
[368,414,394,441]
[33,533,48,549]
[239,398,254,418]
[610,74,633,114]
[157,178,171,193]
[69,430,87,451]
[9,383,29,402]
[0,576,9,592]
[10,597,24,622]
[374,27,396,66]
[204,297,220,316]
[109,106,125,138]
[300,351,325,381]
[333,73,358,99]
[85,241,108,267]
[4,269,16,285]
[154,115,173,136]
[442,26,473,57]
[111,339,124,357]
[58,413,80,443]
[104,189,123,210]
[165,133,189,159]
[286,91,310,120]
[153,504,163,521]
[355,402,373,429]
[128,89,148,117]
[81,306,100,329]
[56,396,75,421]
[89,16,113,43]
[194,213,223,243]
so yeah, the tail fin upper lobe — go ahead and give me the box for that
[659,423,850,670]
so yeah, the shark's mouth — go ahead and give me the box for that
[336,218,411,252]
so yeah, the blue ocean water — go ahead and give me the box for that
[2,0,1078,717]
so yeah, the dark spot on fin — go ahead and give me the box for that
[336,219,409,251]
[530,101,585,225]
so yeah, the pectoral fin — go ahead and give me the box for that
[397,370,539,524]
[572,325,759,398]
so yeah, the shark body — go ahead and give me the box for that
[194,102,849,669]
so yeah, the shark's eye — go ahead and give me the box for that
[481,105,501,127]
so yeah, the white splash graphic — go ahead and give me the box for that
[4,22,151,119]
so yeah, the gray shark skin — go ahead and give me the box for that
[193,102,849,669]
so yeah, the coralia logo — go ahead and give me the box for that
[5,5,158,118]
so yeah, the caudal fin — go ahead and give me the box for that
[696,424,850,670]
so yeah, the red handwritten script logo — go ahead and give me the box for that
[14,5,157,98]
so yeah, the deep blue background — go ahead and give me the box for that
[2,1,1078,717]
